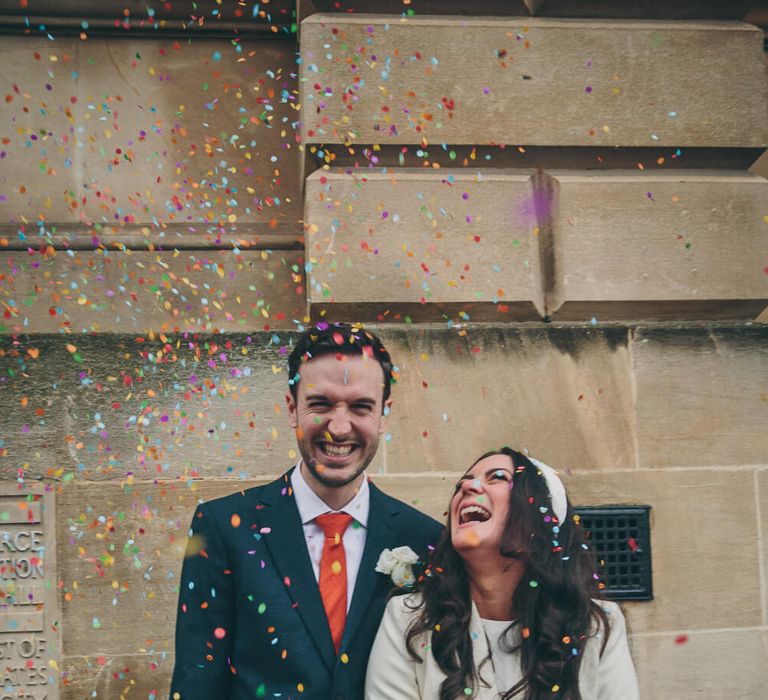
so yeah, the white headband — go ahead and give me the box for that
[528,457,568,524]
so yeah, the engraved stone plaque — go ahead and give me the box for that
[0,482,59,699]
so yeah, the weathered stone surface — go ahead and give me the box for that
[300,16,767,147]
[547,171,768,320]
[565,469,762,632]
[631,629,768,700]
[0,249,305,334]
[0,36,301,242]
[56,478,262,656]
[369,474,454,522]
[0,326,641,483]
[61,652,173,700]
[0,39,80,225]
[304,169,544,321]
[632,326,768,468]
[377,326,636,473]
[4,324,764,482]
[0,334,298,482]
[759,469,768,624]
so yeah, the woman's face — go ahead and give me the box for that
[450,453,514,555]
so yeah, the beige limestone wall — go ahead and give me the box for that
[2,325,766,698]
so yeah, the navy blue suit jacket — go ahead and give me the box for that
[170,470,443,700]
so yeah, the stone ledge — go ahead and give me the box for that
[0,249,305,334]
[546,170,768,321]
[304,168,545,320]
[300,16,767,147]
[304,168,768,323]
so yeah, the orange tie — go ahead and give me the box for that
[316,513,354,654]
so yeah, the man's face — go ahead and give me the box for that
[286,352,390,494]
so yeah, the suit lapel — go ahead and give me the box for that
[258,471,336,672]
[342,482,397,651]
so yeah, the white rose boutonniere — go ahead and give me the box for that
[375,546,420,587]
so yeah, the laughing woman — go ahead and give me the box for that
[365,448,639,700]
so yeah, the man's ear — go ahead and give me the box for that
[379,398,393,434]
[286,391,298,429]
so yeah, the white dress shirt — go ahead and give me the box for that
[290,463,370,611]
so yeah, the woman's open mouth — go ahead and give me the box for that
[458,504,491,525]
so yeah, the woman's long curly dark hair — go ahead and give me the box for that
[405,448,609,700]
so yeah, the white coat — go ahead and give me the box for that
[365,593,640,699]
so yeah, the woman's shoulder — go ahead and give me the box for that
[379,591,427,640]
[594,599,625,620]
[385,591,425,618]
[590,599,627,636]
[594,599,620,614]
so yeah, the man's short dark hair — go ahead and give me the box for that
[287,322,394,403]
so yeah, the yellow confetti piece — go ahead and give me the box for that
[340,653,349,664]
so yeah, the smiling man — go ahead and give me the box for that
[170,323,442,700]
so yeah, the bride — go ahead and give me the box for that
[365,447,639,699]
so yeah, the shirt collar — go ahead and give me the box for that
[290,462,370,528]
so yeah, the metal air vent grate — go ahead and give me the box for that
[574,505,653,601]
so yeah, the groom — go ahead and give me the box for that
[170,323,442,699]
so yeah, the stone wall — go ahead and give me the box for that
[0,1,766,698]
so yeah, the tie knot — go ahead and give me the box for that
[316,513,353,542]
